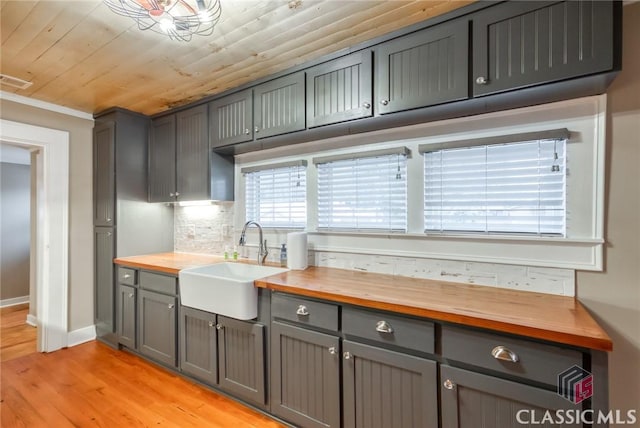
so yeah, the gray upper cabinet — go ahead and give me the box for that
[180,306,218,385]
[93,121,115,226]
[342,340,438,428]
[375,19,469,115]
[254,72,306,139]
[441,365,576,428]
[148,114,176,203]
[306,51,373,128]
[217,315,266,406]
[472,1,616,97]
[270,321,341,428]
[176,104,209,201]
[209,89,253,148]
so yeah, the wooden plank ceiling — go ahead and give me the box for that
[0,0,472,116]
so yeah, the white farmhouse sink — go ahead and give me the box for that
[179,262,288,320]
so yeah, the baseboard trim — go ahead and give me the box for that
[67,325,96,347]
[0,295,29,308]
[26,314,37,327]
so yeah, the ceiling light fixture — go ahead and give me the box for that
[103,0,222,42]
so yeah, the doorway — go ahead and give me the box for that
[0,119,69,353]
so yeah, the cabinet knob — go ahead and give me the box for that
[328,346,337,355]
[380,99,389,106]
[107,232,112,237]
[362,102,371,109]
[208,321,214,327]
[106,218,112,222]
[167,304,174,309]
[169,192,174,197]
[128,293,134,298]
[254,126,259,133]
[491,346,519,362]
[443,379,455,390]
[375,320,394,334]
[244,128,250,135]
[296,305,309,316]
[476,76,488,85]
[175,192,180,197]
[343,351,352,360]
[216,323,224,330]
[123,274,131,279]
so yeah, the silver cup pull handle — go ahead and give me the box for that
[296,305,309,316]
[375,320,393,334]
[491,346,519,362]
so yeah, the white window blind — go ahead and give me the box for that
[424,139,566,235]
[316,149,408,232]
[244,162,307,228]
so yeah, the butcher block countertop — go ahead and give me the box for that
[114,252,612,352]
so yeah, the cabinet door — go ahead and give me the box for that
[217,315,266,406]
[254,72,305,139]
[306,51,373,128]
[93,121,115,226]
[176,104,209,201]
[342,340,438,428]
[271,321,340,428]
[209,89,253,148]
[117,284,137,349]
[148,114,176,202]
[180,307,217,385]
[138,290,177,367]
[375,19,468,115]
[441,365,577,428]
[472,1,616,97]
[94,227,116,345]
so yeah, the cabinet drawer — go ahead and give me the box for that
[139,271,178,296]
[441,325,583,386]
[272,293,339,332]
[118,267,137,286]
[342,306,434,354]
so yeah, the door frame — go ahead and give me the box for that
[0,119,69,352]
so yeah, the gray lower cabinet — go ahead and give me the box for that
[138,289,178,368]
[342,340,438,428]
[472,1,618,97]
[116,284,137,349]
[94,227,115,343]
[375,18,469,115]
[180,306,218,385]
[440,365,576,428]
[217,315,266,406]
[270,321,341,428]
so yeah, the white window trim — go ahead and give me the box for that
[235,95,606,271]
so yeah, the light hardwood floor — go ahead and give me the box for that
[1,304,37,363]
[0,317,286,427]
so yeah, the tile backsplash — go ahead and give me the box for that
[174,204,575,296]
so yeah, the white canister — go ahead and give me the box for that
[286,232,308,270]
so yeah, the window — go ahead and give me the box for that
[423,136,567,235]
[315,148,409,231]
[243,161,307,228]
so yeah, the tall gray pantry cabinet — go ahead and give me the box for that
[93,108,174,347]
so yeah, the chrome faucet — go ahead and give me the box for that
[239,221,268,265]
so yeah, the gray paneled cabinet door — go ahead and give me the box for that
[138,289,177,367]
[116,284,136,349]
[441,365,578,428]
[306,51,373,128]
[254,72,306,139]
[93,121,115,226]
[94,227,116,344]
[180,307,217,385]
[375,19,469,115]
[217,315,266,406]
[472,1,616,97]
[209,89,253,148]
[342,340,438,428]
[148,114,176,202]
[176,104,209,201]
[270,321,341,428]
